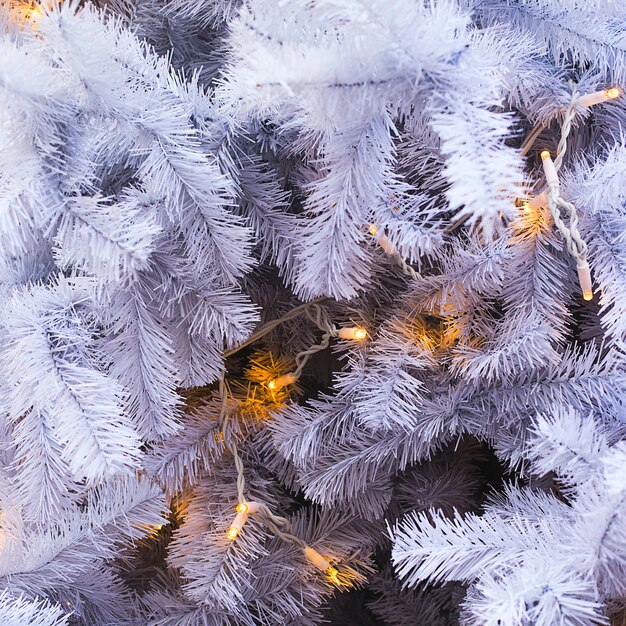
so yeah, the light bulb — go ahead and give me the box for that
[577,88,622,108]
[227,527,239,540]
[577,259,593,301]
[378,234,396,255]
[304,546,342,584]
[540,151,559,189]
[337,326,368,340]
[367,224,395,255]
[226,501,259,540]
[304,546,333,571]
[267,373,297,391]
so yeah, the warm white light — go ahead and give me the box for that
[226,502,259,540]
[303,546,342,583]
[541,151,559,188]
[267,373,297,391]
[337,327,368,341]
[577,259,593,301]
[368,224,395,255]
[304,546,332,571]
[577,87,622,108]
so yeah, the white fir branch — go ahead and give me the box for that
[429,101,522,234]
[467,344,626,424]
[139,144,255,285]
[527,409,607,485]
[2,0,626,623]
[477,0,626,84]
[9,408,77,523]
[566,146,626,344]
[145,396,228,495]
[450,310,560,384]
[53,193,160,284]
[293,114,396,300]
[391,509,546,586]
[163,0,242,27]
[40,2,255,285]
[0,591,69,626]
[503,210,571,345]
[1,278,142,483]
[462,556,606,626]
[0,477,166,619]
[171,323,225,388]
[353,319,432,431]
[106,287,183,441]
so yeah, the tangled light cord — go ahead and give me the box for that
[375,83,621,300]
[523,81,615,300]
[217,301,368,586]
[217,376,344,585]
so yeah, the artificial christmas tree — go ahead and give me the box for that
[1,0,626,624]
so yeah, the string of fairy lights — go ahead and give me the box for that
[533,86,621,301]
[219,304,368,586]
[216,84,622,584]
[11,0,624,589]
[370,84,622,300]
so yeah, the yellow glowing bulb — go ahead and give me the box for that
[577,260,593,302]
[236,503,248,513]
[227,527,239,540]
[368,224,379,236]
[338,327,368,340]
[327,566,339,579]
[605,87,621,99]
[540,150,551,161]
[267,373,297,390]
[522,201,532,214]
